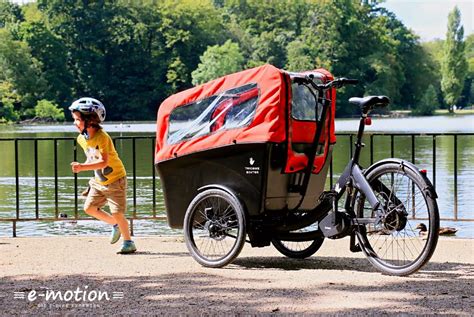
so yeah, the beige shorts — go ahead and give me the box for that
[84,177,127,214]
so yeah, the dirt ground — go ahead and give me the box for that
[0,236,472,315]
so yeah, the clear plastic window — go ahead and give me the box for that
[291,82,322,121]
[167,83,259,144]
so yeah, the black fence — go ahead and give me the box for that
[0,133,473,237]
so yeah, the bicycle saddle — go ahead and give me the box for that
[349,96,390,113]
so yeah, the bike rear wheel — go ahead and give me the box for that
[272,236,324,259]
[353,162,439,276]
[272,216,324,259]
[184,189,246,268]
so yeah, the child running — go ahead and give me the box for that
[69,97,136,254]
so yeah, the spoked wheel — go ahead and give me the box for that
[183,189,246,268]
[272,236,324,259]
[353,162,439,276]
[272,222,324,259]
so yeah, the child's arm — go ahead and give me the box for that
[71,153,109,173]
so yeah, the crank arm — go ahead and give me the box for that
[352,218,377,224]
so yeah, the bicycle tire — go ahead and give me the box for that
[272,235,324,259]
[183,188,246,268]
[353,161,439,276]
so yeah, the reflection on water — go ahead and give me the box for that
[0,117,473,237]
[0,219,182,237]
[336,115,474,133]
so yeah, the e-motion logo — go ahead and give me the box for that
[14,286,123,303]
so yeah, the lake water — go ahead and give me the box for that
[0,115,473,237]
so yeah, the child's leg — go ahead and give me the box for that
[85,206,116,225]
[84,181,116,225]
[112,213,131,241]
[107,177,132,240]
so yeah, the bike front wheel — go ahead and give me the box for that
[353,161,439,276]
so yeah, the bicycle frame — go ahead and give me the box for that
[335,113,381,219]
[291,84,386,238]
[298,81,381,217]
[273,84,380,235]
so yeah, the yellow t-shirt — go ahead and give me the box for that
[77,129,126,186]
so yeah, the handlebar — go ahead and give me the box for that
[307,75,359,90]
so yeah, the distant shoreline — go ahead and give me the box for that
[1,108,473,126]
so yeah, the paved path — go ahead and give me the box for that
[0,236,473,315]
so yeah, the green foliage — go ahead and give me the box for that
[0,0,469,121]
[0,1,23,39]
[286,40,313,72]
[0,28,46,110]
[441,6,468,110]
[0,101,19,123]
[223,0,308,68]
[413,85,438,116]
[34,99,65,121]
[191,40,244,85]
[0,1,23,28]
[21,20,73,107]
[466,34,474,75]
[0,80,20,122]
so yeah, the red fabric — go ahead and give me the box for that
[155,64,336,175]
[155,64,287,162]
[284,69,336,174]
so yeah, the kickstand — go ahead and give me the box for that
[349,231,362,253]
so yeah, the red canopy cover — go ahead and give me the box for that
[155,64,335,167]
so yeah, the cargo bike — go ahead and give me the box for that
[155,64,439,276]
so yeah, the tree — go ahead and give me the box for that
[0,1,23,28]
[20,20,74,108]
[0,1,23,40]
[286,40,313,72]
[413,85,437,116]
[458,33,474,108]
[191,40,244,85]
[0,28,46,111]
[34,99,65,121]
[293,1,377,115]
[222,0,308,69]
[0,0,451,121]
[157,0,225,92]
[441,6,468,112]
[0,81,20,122]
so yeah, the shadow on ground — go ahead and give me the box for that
[233,255,474,277]
[1,256,472,315]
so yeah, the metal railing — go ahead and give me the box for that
[0,133,473,237]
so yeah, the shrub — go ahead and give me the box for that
[0,100,20,122]
[34,99,65,121]
[413,85,438,116]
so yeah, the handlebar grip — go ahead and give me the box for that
[340,78,359,85]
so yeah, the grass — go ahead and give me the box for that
[434,108,474,115]
[390,107,474,117]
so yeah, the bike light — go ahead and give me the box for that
[364,117,372,125]
[420,169,427,174]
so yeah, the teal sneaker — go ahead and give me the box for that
[117,240,137,254]
[110,224,121,244]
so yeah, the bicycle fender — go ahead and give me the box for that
[363,158,438,199]
[197,184,243,204]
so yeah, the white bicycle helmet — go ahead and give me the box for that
[69,97,106,122]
